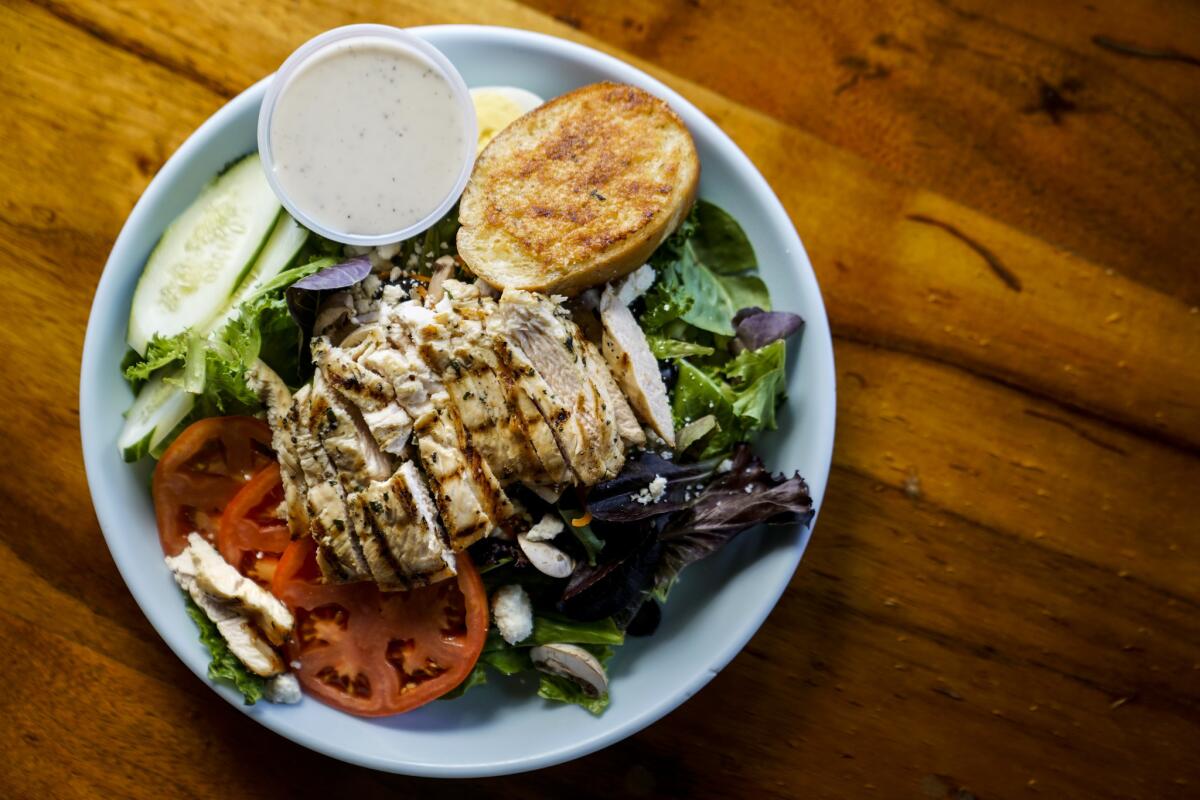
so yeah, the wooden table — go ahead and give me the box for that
[3,1,1197,797]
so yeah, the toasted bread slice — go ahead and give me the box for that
[457,82,699,294]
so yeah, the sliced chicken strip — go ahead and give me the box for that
[173,533,294,645]
[167,535,287,677]
[437,281,553,485]
[600,282,677,447]
[307,373,393,488]
[579,335,645,448]
[307,374,398,582]
[244,360,310,540]
[345,490,406,586]
[395,296,520,532]
[292,382,372,581]
[311,334,412,456]
[415,406,495,549]
[491,290,625,484]
[359,461,457,586]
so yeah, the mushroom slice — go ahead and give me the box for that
[517,533,575,578]
[530,643,608,698]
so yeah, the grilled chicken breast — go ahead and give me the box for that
[312,334,412,456]
[167,534,291,676]
[492,289,626,484]
[245,361,311,540]
[600,280,676,446]
[291,383,373,582]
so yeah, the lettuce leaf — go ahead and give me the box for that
[123,334,189,389]
[182,593,265,705]
[646,335,714,360]
[440,662,490,700]
[671,360,740,458]
[643,200,768,336]
[722,340,788,431]
[537,674,608,715]
[654,445,813,600]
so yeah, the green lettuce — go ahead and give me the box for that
[182,593,265,705]
[722,340,787,431]
[670,341,789,458]
[646,335,714,359]
[642,200,768,337]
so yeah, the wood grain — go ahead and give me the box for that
[1,0,1197,797]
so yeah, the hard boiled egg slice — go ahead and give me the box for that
[470,86,545,154]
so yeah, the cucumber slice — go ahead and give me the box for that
[205,212,309,334]
[127,154,280,355]
[235,212,309,301]
[118,371,195,462]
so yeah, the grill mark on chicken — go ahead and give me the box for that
[312,334,413,456]
[303,377,377,579]
[245,361,312,540]
[438,283,552,485]
[492,289,625,484]
[290,384,369,581]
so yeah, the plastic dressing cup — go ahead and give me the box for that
[257,24,477,246]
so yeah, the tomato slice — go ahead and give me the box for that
[217,463,291,585]
[272,538,487,716]
[153,416,275,556]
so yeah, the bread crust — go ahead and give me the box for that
[458,82,699,294]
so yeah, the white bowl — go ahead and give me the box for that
[79,25,836,777]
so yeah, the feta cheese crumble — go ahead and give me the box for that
[525,513,565,542]
[264,673,302,704]
[492,584,534,645]
[633,474,668,505]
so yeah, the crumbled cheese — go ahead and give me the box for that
[289,660,302,671]
[389,266,402,282]
[525,513,565,542]
[717,458,734,473]
[376,242,401,260]
[264,673,302,704]
[633,475,668,505]
[492,584,533,645]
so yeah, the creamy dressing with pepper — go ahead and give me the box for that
[269,37,467,237]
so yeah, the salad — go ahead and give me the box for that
[118,67,812,717]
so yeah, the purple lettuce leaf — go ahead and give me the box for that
[285,255,372,337]
[289,255,372,292]
[655,444,813,595]
[586,452,717,523]
[732,306,804,353]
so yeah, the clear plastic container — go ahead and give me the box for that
[257,24,477,246]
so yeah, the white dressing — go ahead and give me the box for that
[268,36,469,238]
